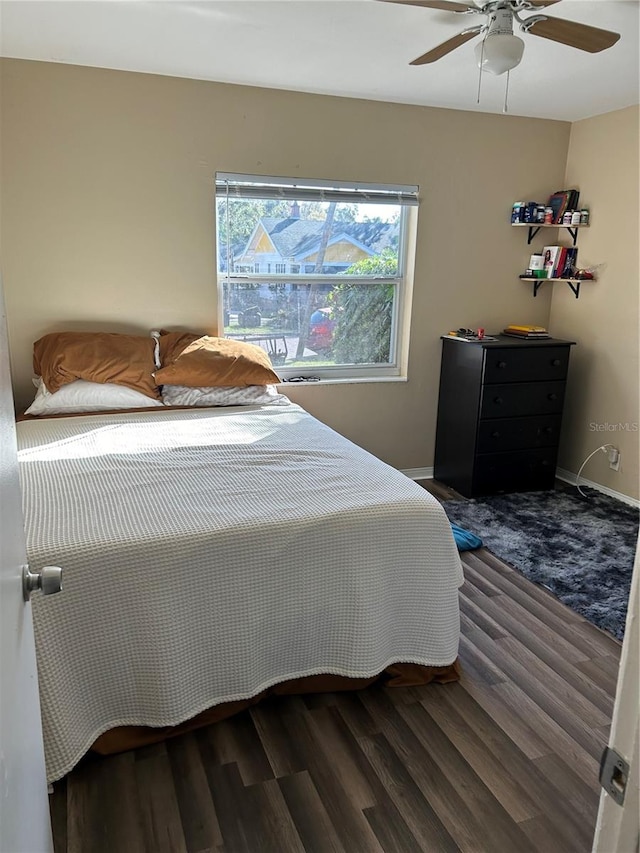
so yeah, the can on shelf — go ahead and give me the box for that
[544,207,554,224]
[562,211,573,225]
[536,204,546,223]
[580,208,590,225]
[571,210,581,226]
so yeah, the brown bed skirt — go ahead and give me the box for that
[92,660,460,756]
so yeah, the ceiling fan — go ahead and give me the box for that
[378,0,621,76]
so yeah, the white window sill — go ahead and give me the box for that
[277,375,408,387]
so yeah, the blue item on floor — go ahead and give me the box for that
[451,523,483,552]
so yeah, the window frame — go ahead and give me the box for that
[215,173,419,383]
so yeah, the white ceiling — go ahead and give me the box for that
[1,0,638,121]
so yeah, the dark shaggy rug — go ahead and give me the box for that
[442,487,638,641]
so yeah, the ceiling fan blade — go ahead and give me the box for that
[410,27,482,64]
[524,1,562,6]
[526,16,621,53]
[378,0,477,13]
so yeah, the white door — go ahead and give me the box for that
[0,275,53,853]
[592,538,639,853]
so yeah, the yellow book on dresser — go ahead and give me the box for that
[505,324,548,333]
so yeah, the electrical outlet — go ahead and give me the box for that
[609,447,621,471]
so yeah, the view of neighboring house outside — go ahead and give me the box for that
[215,173,418,379]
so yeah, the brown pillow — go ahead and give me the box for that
[33,332,160,400]
[154,332,280,387]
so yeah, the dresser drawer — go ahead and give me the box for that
[477,415,562,452]
[480,381,566,419]
[483,346,570,384]
[473,448,558,494]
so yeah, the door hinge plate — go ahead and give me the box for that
[599,746,629,805]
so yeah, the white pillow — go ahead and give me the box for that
[25,378,165,416]
[161,384,290,407]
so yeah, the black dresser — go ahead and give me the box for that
[434,335,575,497]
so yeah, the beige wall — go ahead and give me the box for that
[1,59,572,469]
[549,105,640,500]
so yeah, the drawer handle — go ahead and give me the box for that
[494,396,503,404]
[542,460,551,467]
[492,431,501,438]
[551,359,561,367]
[544,426,553,434]
[548,393,558,401]
[497,361,507,369]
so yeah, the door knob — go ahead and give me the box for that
[22,565,63,602]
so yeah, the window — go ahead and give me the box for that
[215,173,419,381]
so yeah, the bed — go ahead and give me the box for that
[17,332,464,784]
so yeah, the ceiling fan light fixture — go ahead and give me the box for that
[475,32,525,74]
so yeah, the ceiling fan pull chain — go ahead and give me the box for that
[503,69,511,113]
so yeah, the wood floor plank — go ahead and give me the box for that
[458,628,509,686]
[495,635,611,729]
[459,587,509,640]
[49,777,67,853]
[196,733,254,853]
[460,555,504,597]
[362,801,423,853]
[478,596,615,716]
[332,690,381,738]
[419,685,598,852]
[489,681,601,783]
[487,588,591,664]
[453,677,551,760]
[418,686,541,822]
[306,705,378,810]
[134,743,188,853]
[568,620,623,657]
[574,656,620,695]
[533,753,600,822]
[277,771,346,853]
[273,700,385,852]
[240,778,306,853]
[460,612,610,756]
[250,696,309,778]
[358,731,461,853]
[166,734,224,853]
[519,814,579,853]
[66,752,146,853]
[204,709,275,786]
[358,688,537,853]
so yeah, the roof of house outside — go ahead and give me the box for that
[244,217,399,262]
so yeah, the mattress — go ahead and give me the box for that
[17,403,463,783]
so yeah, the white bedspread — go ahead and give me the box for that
[17,404,463,783]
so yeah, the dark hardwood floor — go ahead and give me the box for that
[50,480,621,853]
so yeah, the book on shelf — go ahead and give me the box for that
[547,189,580,225]
[542,245,563,277]
[560,246,578,278]
[535,246,578,279]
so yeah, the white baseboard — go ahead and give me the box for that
[402,465,639,508]
[402,467,433,481]
[556,467,640,508]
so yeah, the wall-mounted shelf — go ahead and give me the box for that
[512,223,589,246]
[519,277,591,299]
